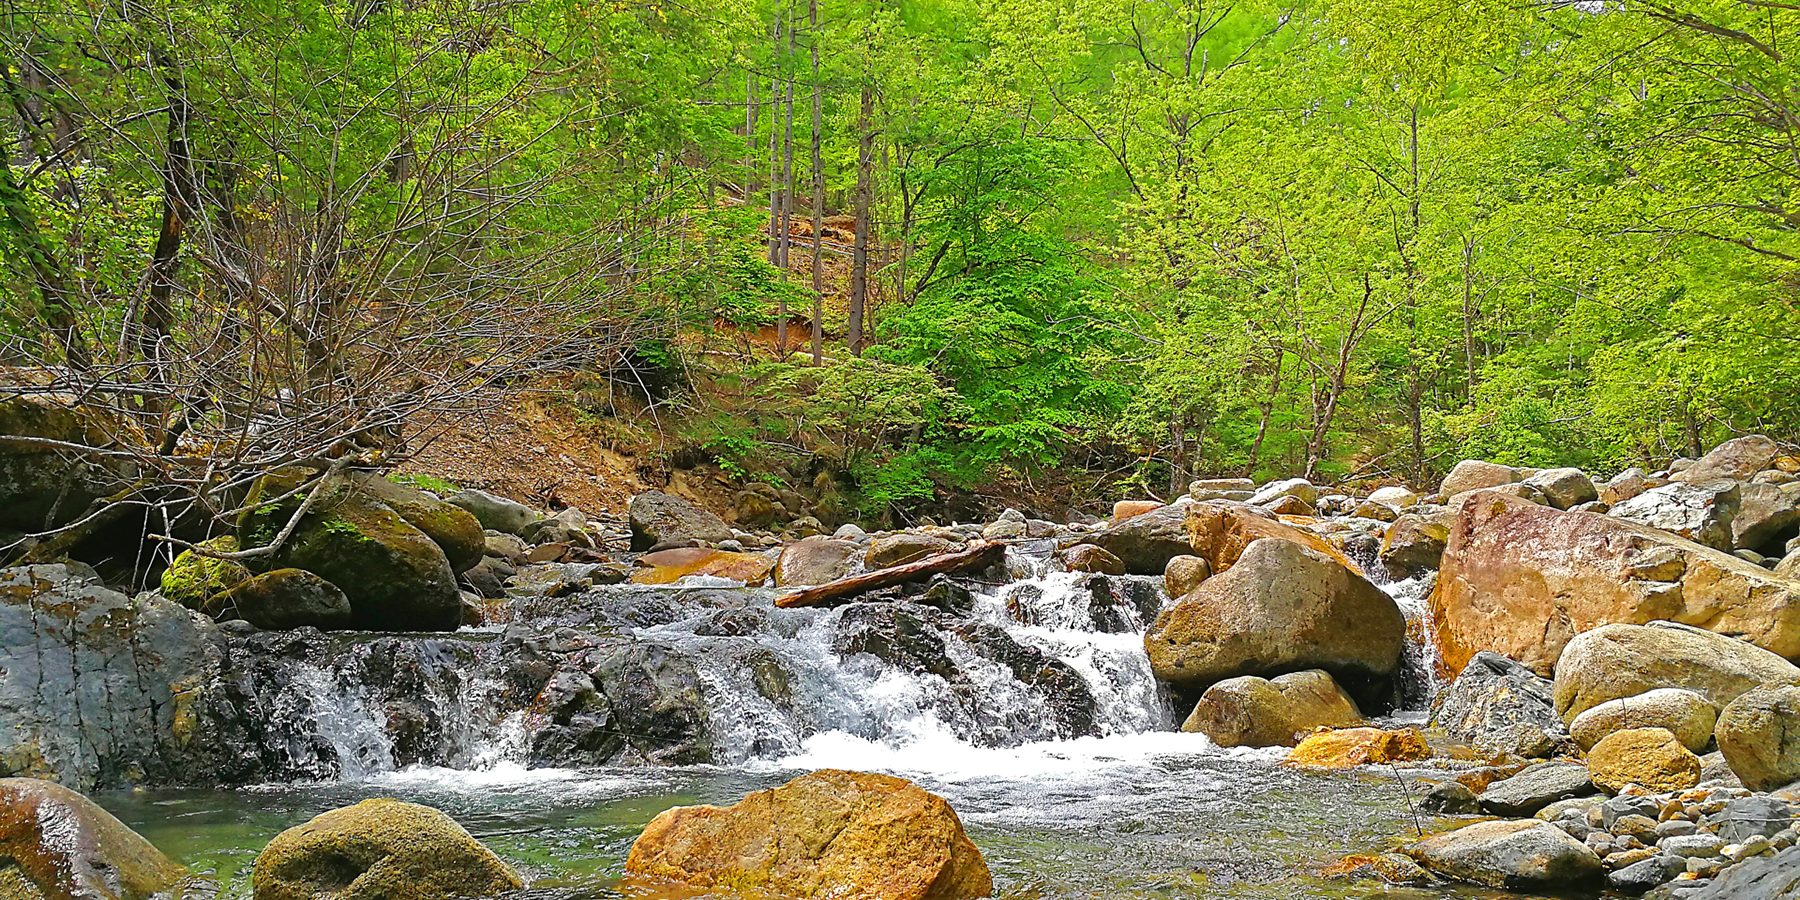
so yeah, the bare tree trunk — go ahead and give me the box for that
[745,60,759,195]
[1246,346,1283,476]
[848,81,875,356]
[776,4,796,353]
[1403,102,1426,483]
[808,0,824,365]
[1461,233,1479,399]
[139,51,200,432]
[766,13,782,267]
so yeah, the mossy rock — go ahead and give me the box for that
[213,568,354,631]
[0,393,137,534]
[358,474,485,574]
[252,798,523,900]
[0,776,188,899]
[238,470,462,631]
[160,535,251,611]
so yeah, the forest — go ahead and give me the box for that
[3,0,1797,516]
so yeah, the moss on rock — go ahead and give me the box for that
[252,798,522,900]
[160,536,251,611]
[0,776,187,899]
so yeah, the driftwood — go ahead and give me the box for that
[774,540,1006,609]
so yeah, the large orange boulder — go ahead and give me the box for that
[1286,727,1431,769]
[631,547,775,585]
[1429,491,1800,676]
[1181,501,1360,575]
[0,777,187,899]
[625,769,992,900]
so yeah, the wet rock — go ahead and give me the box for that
[252,798,522,900]
[1611,482,1742,551]
[1182,500,1360,575]
[1422,780,1480,814]
[1554,622,1800,721]
[1524,467,1599,510]
[628,491,732,551]
[1082,500,1194,575]
[1432,651,1570,759]
[1676,435,1783,484]
[1285,726,1428,768]
[1479,762,1598,817]
[359,474,486,573]
[1182,670,1363,748]
[1717,683,1800,791]
[1431,492,1800,676]
[1145,538,1403,709]
[1378,513,1449,576]
[834,603,958,682]
[526,635,713,766]
[214,568,354,630]
[1570,688,1717,753]
[1679,844,1800,899]
[1161,554,1210,598]
[624,769,992,900]
[1587,728,1701,793]
[866,532,957,569]
[447,488,541,536]
[773,538,862,586]
[631,547,774,585]
[1408,818,1602,889]
[0,777,187,899]
[1059,544,1125,575]
[918,576,977,617]
[1610,853,1687,893]
[952,622,1099,739]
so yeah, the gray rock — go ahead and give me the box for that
[1715,796,1795,844]
[1441,460,1522,498]
[1718,683,1800,790]
[1611,854,1688,893]
[1525,467,1599,510]
[1479,762,1598,817]
[1422,781,1480,814]
[1602,468,1661,505]
[1079,498,1196,575]
[1683,845,1800,899]
[1610,482,1742,551]
[1735,482,1800,554]
[1407,819,1603,890]
[1677,435,1783,484]
[1603,795,1663,830]
[447,489,541,536]
[1249,477,1318,507]
[1662,834,1726,858]
[214,568,354,631]
[1433,651,1570,758]
[628,491,732,551]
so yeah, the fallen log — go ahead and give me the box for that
[774,540,1006,609]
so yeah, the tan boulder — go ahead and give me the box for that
[1553,621,1800,721]
[632,547,775,585]
[624,769,992,900]
[1182,670,1364,748]
[1111,499,1163,523]
[1675,434,1781,483]
[773,538,862,586]
[253,798,521,900]
[867,532,957,569]
[1568,688,1716,752]
[1286,727,1430,769]
[0,777,186,900]
[1586,727,1701,793]
[1429,491,1800,676]
[1162,554,1211,599]
[1145,538,1403,705]
[1440,460,1521,497]
[1379,514,1449,576]
[1716,682,1800,791]
[1059,544,1126,575]
[1181,501,1360,575]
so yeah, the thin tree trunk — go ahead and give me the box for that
[1403,102,1425,483]
[776,6,796,353]
[849,81,875,356]
[1461,233,1478,398]
[1246,346,1284,476]
[808,0,824,365]
[767,13,782,267]
[139,51,200,431]
[745,61,759,195]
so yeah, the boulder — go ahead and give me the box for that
[1111,499,1163,523]
[1368,485,1420,509]
[1181,670,1363,748]
[1600,468,1659,505]
[252,798,522,900]
[1431,651,1571,759]
[360,475,486,573]
[1568,688,1716,753]
[1586,727,1701,793]
[240,473,462,631]
[1553,622,1800,721]
[1523,468,1598,510]
[1680,845,1800,899]
[158,535,251,610]
[1378,514,1449,576]
[1189,478,1255,497]
[624,769,992,900]
[733,489,781,528]
[1715,796,1795,844]
[628,491,732,551]
[1285,727,1429,768]
[1249,478,1318,507]
[0,393,135,534]
[1735,482,1800,554]
[0,777,187,899]
[866,532,958,570]
[1406,819,1602,891]
[773,538,862,586]
[1144,538,1404,708]
[1082,500,1193,575]
[1478,762,1597,817]
[1717,682,1800,791]
[1431,491,1800,676]
[212,568,354,630]
[447,488,541,536]
[1181,501,1359,574]
[1610,482,1741,551]
[1440,460,1521,497]
[1059,544,1125,575]
[631,548,774,585]
[1676,434,1782,484]
[1161,554,1211,598]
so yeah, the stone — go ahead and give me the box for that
[159,535,251,611]
[360,475,486,573]
[628,491,732,551]
[1144,538,1404,708]
[632,547,774,585]
[1735,483,1800,554]
[1662,834,1725,858]
[0,777,187,899]
[1441,460,1522,498]
[866,532,958,569]
[1571,689,1719,753]
[773,538,862,586]
[1190,478,1255,496]
[1526,468,1600,510]
[213,568,354,630]
[1479,762,1598,817]
[1059,544,1126,575]
[1432,651,1571,759]
[1406,819,1603,890]
[1285,726,1429,768]
[0,393,136,535]
[1368,485,1421,508]
[252,798,522,900]
[1378,513,1449,576]
[1264,494,1314,515]
[1715,797,1795,844]
[1423,781,1480,814]
[1602,795,1662,829]
[624,769,992,900]
[1161,554,1210,598]
[1249,477,1318,507]
[1611,482,1742,551]
[733,489,781,528]
[1350,499,1398,522]
[1677,435,1783,484]
[1182,501,1359,575]
[446,488,540,536]
[1588,728,1702,794]
[1717,683,1800,791]
[1554,622,1800,721]
[1181,670,1363,748]
[1432,491,1800,677]
[1082,500,1193,575]
[1602,468,1660,505]
[1112,499,1164,523]
[1611,854,1688,893]
[1681,845,1800,899]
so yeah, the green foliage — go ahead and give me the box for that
[389,474,461,496]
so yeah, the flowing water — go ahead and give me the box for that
[92,541,1583,899]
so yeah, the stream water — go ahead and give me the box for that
[91,542,1589,899]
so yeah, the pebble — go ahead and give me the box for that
[1661,834,1725,858]
[1613,814,1660,843]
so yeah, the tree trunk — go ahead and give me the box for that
[776,541,1006,608]
[766,13,782,267]
[808,0,824,365]
[140,52,200,431]
[1246,346,1283,476]
[849,81,875,356]
[1461,233,1479,398]
[776,7,796,353]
